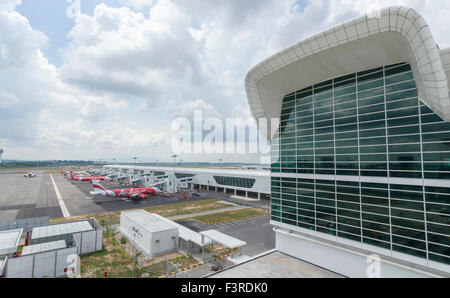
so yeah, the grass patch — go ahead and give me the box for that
[141,261,171,278]
[142,199,231,218]
[80,233,133,278]
[169,255,198,269]
[49,199,232,226]
[191,208,268,224]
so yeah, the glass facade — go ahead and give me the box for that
[271,63,450,265]
[213,176,256,189]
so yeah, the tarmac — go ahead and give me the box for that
[0,173,254,222]
[0,173,62,221]
[178,214,275,257]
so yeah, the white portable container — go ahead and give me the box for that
[119,210,178,258]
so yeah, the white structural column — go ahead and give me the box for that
[246,6,450,139]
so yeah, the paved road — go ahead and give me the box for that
[70,179,231,214]
[178,214,274,257]
[0,174,62,221]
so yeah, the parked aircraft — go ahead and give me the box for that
[90,180,161,200]
[70,172,112,182]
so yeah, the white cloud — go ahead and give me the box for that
[119,0,157,11]
[1,0,449,161]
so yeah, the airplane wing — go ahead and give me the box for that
[130,192,147,200]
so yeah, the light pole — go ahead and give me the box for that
[171,154,177,192]
[131,226,141,278]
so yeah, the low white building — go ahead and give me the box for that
[119,210,179,259]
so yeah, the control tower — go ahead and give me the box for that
[0,148,3,163]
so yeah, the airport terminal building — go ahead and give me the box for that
[246,7,450,277]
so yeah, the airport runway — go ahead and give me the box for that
[0,173,63,221]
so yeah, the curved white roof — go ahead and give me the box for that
[245,6,450,139]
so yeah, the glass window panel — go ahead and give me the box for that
[423,142,450,152]
[387,107,418,119]
[388,116,419,127]
[297,110,313,118]
[360,137,386,146]
[335,109,356,118]
[358,67,384,77]
[358,87,384,100]
[335,93,357,104]
[359,95,385,107]
[385,81,416,93]
[359,120,385,131]
[360,154,387,162]
[335,124,358,133]
[335,85,356,97]
[360,145,387,154]
[358,79,384,92]
[335,131,358,140]
[388,125,420,136]
[421,114,443,124]
[336,147,358,154]
[389,163,422,171]
[385,89,418,102]
[335,101,357,111]
[385,71,414,85]
[363,230,391,242]
[390,199,424,211]
[359,104,385,115]
[424,163,450,172]
[391,218,424,230]
[393,245,426,259]
[389,153,421,162]
[389,144,421,153]
[386,98,418,110]
[422,132,450,143]
[358,71,384,83]
[359,112,386,123]
[385,64,411,76]
[391,208,424,221]
[359,129,386,138]
[421,122,450,133]
[426,193,450,205]
[363,238,391,250]
[388,135,421,144]
[335,74,356,84]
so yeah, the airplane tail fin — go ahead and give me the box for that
[92,180,108,195]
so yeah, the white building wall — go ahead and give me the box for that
[55,247,78,277]
[81,231,97,255]
[6,255,33,278]
[33,251,56,278]
[150,230,178,257]
[275,229,447,278]
[119,214,152,257]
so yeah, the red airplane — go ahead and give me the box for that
[70,172,112,182]
[90,180,161,200]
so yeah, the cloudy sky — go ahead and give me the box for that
[0,0,449,163]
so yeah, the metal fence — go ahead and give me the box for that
[0,217,49,232]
